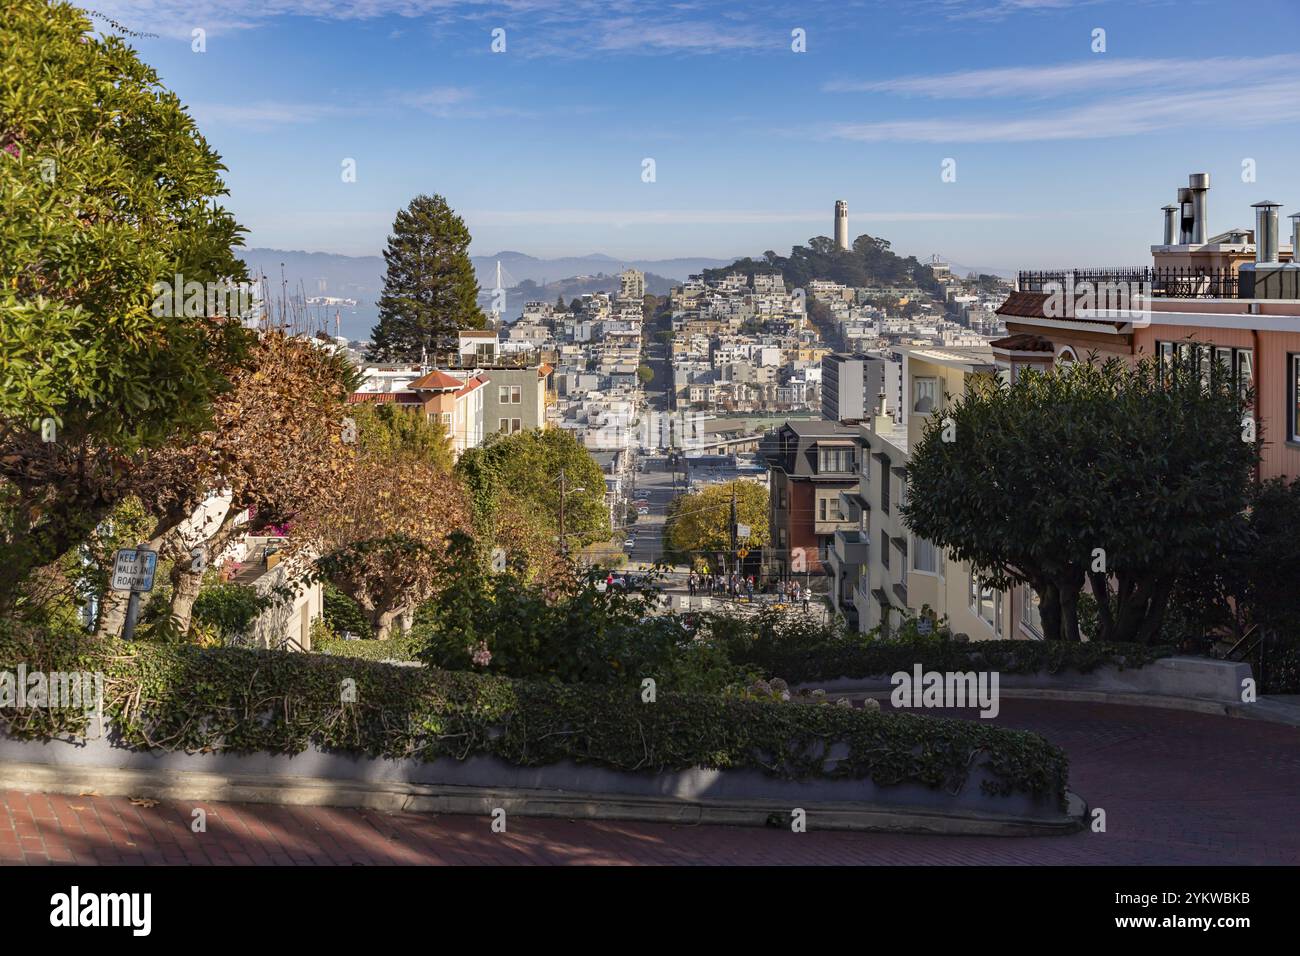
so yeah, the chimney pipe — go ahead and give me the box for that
[1161,205,1178,245]
[1253,201,1281,264]
[1291,212,1300,262]
[1188,173,1210,244]
[1177,187,1194,244]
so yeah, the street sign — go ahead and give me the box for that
[111,548,157,592]
[736,523,751,539]
[917,618,934,636]
[736,548,749,559]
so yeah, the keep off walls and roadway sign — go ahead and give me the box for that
[111,546,157,639]
[111,548,157,592]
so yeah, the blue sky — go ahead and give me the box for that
[94,0,1300,270]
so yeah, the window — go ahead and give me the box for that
[1158,341,1254,399]
[510,385,522,404]
[912,537,937,574]
[440,412,452,425]
[912,376,937,414]
[1020,583,1043,638]
[969,575,998,631]
[1214,347,1233,387]
[498,385,510,404]
[818,446,854,473]
[498,418,521,434]
[879,458,890,514]
[818,493,846,523]
[880,530,890,570]
[1157,341,1175,385]
[1291,355,1300,442]
[1237,349,1254,401]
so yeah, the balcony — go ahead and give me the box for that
[833,529,869,565]
[1017,267,1239,299]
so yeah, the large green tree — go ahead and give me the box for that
[1171,476,1300,644]
[367,194,485,361]
[0,1,252,603]
[664,480,769,569]
[455,429,610,565]
[903,355,1255,643]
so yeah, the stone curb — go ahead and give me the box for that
[818,687,1300,726]
[0,761,1088,837]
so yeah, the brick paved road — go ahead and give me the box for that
[2,700,1296,865]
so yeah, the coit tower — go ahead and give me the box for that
[834,200,849,251]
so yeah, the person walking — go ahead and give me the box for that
[688,572,697,597]
[792,580,801,604]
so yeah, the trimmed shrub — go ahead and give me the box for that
[702,609,1174,684]
[313,629,420,663]
[0,625,1069,809]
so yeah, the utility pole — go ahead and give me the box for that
[729,485,738,579]
[558,468,567,558]
[555,468,586,562]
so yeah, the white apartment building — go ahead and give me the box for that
[829,347,1027,640]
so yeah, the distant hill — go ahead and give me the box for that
[702,234,943,296]
[235,247,730,339]
[481,250,732,286]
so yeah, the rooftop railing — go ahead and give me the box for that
[1017,267,1239,299]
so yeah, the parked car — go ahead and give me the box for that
[623,536,636,549]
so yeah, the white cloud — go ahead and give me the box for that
[87,0,782,53]
[187,101,351,127]
[826,55,1300,100]
[826,55,1300,99]
[937,0,1100,21]
[826,80,1300,143]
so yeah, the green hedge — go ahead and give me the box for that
[0,628,1069,808]
[312,631,420,662]
[724,633,1175,686]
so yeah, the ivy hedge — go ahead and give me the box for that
[734,638,1176,685]
[0,627,1069,809]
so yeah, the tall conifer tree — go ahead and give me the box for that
[368,195,485,361]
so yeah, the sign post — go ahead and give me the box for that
[111,546,157,640]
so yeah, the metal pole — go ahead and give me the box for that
[558,468,567,558]
[729,485,738,580]
[122,590,141,641]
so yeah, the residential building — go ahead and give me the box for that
[483,363,552,437]
[821,352,889,423]
[347,367,488,460]
[996,171,1300,485]
[760,420,860,578]
[829,347,1020,639]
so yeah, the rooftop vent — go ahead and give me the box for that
[1240,201,1299,299]
[1166,173,1211,245]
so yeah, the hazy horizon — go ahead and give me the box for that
[92,0,1300,268]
